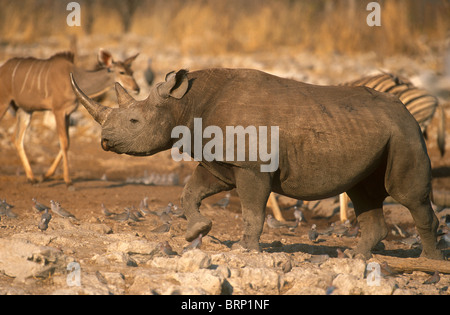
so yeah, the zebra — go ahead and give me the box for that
[342,72,446,156]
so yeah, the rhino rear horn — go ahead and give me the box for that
[70,73,112,125]
[157,69,189,99]
[115,82,136,108]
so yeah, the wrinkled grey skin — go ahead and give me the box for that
[71,68,443,260]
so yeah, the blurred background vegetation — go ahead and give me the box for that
[0,0,449,57]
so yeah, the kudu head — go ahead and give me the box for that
[98,49,140,94]
[70,69,189,156]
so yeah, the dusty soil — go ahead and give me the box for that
[0,37,449,295]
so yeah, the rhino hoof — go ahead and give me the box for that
[343,249,369,260]
[186,217,212,242]
[421,249,444,260]
[238,237,261,252]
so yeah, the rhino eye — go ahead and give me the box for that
[130,118,139,124]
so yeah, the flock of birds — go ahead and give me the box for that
[30,196,201,254]
[1,190,449,260]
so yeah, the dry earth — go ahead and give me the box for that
[0,36,449,295]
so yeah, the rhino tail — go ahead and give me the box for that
[436,103,446,157]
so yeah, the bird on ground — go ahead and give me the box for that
[101,203,114,216]
[266,214,289,229]
[38,209,52,231]
[158,241,178,256]
[288,219,299,232]
[399,235,421,249]
[32,198,50,213]
[158,210,172,224]
[156,202,173,216]
[213,193,231,209]
[281,258,292,273]
[0,199,14,209]
[308,224,319,243]
[423,271,440,285]
[183,233,203,253]
[437,233,449,250]
[169,205,185,218]
[128,207,143,222]
[139,197,151,215]
[151,223,171,233]
[108,209,130,222]
[132,207,144,218]
[336,248,346,258]
[325,285,336,295]
[1,200,18,218]
[344,224,360,238]
[380,261,397,277]
[293,206,307,223]
[50,200,77,219]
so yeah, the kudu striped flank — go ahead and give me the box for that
[0,49,140,186]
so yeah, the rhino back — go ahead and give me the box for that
[184,68,422,198]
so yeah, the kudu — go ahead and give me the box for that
[0,49,140,186]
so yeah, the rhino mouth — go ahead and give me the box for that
[101,138,110,151]
[100,138,156,156]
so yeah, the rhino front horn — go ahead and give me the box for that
[70,73,112,125]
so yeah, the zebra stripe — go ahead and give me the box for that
[342,72,445,156]
[343,73,438,132]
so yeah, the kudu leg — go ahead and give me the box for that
[45,111,72,186]
[13,109,36,183]
[0,100,11,121]
[339,192,349,222]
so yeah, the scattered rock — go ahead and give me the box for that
[0,238,67,282]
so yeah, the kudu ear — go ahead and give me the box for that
[157,70,189,100]
[124,53,139,66]
[115,82,136,108]
[98,49,113,68]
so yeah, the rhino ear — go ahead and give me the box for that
[157,70,189,100]
[115,82,135,108]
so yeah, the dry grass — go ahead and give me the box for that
[0,0,449,56]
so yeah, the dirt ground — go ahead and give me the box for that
[0,37,449,295]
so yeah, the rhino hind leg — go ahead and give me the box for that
[182,164,232,242]
[392,195,442,260]
[384,137,443,260]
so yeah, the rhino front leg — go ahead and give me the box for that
[234,168,272,251]
[182,164,232,242]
